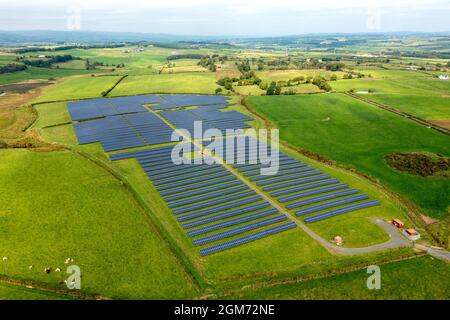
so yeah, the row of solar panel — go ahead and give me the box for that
[68,94,231,120]
[152,94,231,110]
[199,222,297,256]
[67,95,161,121]
[160,105,252,136]
[110,146,295,255]
[212,136,381,223]
[73,112,174,152]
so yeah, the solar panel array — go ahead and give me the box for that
[161,105,253,136]
[209,136,381,224]
[68,94,245,152]
[69,94,380,255]
[67,95,161,121]
[73,112,173,152]
[68,94,231,119]
[110,145,295,256]
[153,94,231,110]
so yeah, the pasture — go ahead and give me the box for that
[363,94,450,121]
[247,94,450,219]
[0,149,198,299]
[109,73,220,96]
[35,75,123,102]
[227,255,450,300]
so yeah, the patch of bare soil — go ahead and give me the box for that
[385,152,449,178]
[430,119,450,130]
[0,80,50,94]
[0,83,63,151]
[420,214,438,225]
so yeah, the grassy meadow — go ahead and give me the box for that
[247,94,450,219]
[226,255,450,300]
[109,73,220,96]
[35,75,123,102]
[0,149,198,299]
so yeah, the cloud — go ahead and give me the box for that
[0,0,449,35]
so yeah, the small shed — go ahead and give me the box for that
[403,228,421,241]
[392,219,404,228]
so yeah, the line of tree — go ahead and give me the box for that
[167,54,205,60]
[0,63,27,74]
[18,54,77,68]
[13,44,125,54]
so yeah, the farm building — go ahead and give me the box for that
[392,219,404,228]
[403,229,421,241]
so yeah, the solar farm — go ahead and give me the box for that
[2,32,449,301]
[66,94,382,256]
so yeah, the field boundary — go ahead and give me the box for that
[345,92,450,136]
[103,74,128,97]
[0,274,107,300]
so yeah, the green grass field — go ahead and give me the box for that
[332,69,450,96]
[109,73,220,96]
[226,255,450,300]
[363,94,450,120]
[35,75,123,102]
[247,94,450,219]
[0,149,197,299]
[0,67,100,86]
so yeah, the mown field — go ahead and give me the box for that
[364,94,450,121]
[109,73,220,96]
[247,94,450,219]
[0,67,98,86]
[227,255,450,300]
[35,75,123,102]
[0,149,198,299]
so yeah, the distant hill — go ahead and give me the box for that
[0,30,228,44]
[0,30,448,45]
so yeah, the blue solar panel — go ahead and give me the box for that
[163,181,242,202]
[160,176,237,196]
[182,202,271,229]
[278,184,349,203]
[173,190,256,215]
[286,189,358,209]
[187,208,278,236]
[256,170,322,187]
[193,215,288,246]
[263,174,331,192]
[250,166,314,181]
[304,200,381,223]
[155,171,230,191]
[177,196,263,221]
[296,194,369,216]
[168,185,248,208]
[269,179,340,197]
[152,164,221,180]
[156,171,230,191]
[200,222,296,256]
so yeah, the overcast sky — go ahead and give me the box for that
[0,0,449,36]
